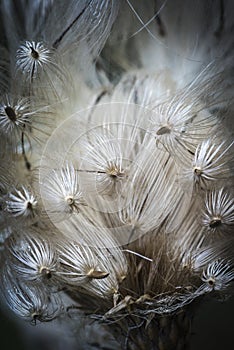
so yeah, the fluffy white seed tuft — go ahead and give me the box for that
[182,138,234,190]
[201,259,234,292]
[6,186,38,221]
[6,233,58,285]
[16,41,52,80]
[0,266,61,323]
[40,163,85,222]
[202,188,234,236]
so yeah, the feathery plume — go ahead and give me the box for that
[0,1,234,349]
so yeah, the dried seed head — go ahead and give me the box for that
[209,217,222,229]
[41,163,85,222]
[193,166,202,176]
[16,41,52,79]
[39,266,53,280]
[201,259,234,292]
[30,46,40,60]
[0,266,61,322]
[156,124,171,136]
[202,188,234,235]
[57,240,107,286]
[6,186,38,221]
[6,233,58,285]
[86,268,109,279]
[106,162,125,179]
[0,95,31,136]
[4,106,17,122]
[182,138,234,190]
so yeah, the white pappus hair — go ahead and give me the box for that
[0,1,234,350]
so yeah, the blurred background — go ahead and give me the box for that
[1,296,234,349]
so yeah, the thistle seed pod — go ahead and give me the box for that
[0,1,234,350]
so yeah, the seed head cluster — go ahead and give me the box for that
[0,1,233,349]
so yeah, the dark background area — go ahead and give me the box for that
[191,296,234,350]
[0,297,233,350]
